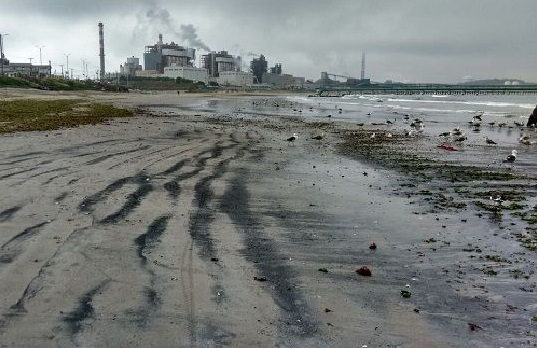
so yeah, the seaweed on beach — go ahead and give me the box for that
[0,99,134,133]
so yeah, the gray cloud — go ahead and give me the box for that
[1,0,537,83]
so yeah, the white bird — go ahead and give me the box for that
[514,121,525,127]
[452,127,463,136]
[384,132,393,138]
[370,132,376,139]
[502,150,517,163]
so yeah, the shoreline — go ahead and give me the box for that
[0,88,536,347]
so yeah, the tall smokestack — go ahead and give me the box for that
[360,52,365,80]
[98,22,105,81]
[361,52,365,80]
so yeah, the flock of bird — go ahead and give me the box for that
[282,102,534,164]
[431,111,535,163]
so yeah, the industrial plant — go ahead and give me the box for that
[0,21,332,89]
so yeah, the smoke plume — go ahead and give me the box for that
[133,5,211,52]
[179,24,211,52]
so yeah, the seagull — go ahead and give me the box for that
[488,122,496,126]
[452,127,463,136]
[502,150,517,163]
[473,114,483,122]
[489,192,503,205]
[514,121,525,127]
[311,133,324,140]
[439,131,451,137]
[519,133,536,145]
[454,136,467,142]
[287,133,298,142]
[384,132,393,138]
[370,132,376,139]
[498,122,508,128]
[485,137,497,145]
[405,129,417,137]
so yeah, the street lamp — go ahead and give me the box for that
[1,33,9,75]
[35,45,45,65]
[64,53,70,79]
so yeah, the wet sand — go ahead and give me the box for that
[0,89,536,347]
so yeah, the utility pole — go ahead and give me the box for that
[28,57,33,64]
[36,45,45,65]
[70,68,74,80]
[59,64,64,77]
[1,33,9,75]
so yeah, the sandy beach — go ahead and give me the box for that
[0,89,536,348]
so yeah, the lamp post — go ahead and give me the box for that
[36,45,45,65]
[0,33,9,75]
[64,53,70,79]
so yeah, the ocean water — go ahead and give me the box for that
[182,92,537,171]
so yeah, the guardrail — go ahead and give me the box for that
[316,85,537,97]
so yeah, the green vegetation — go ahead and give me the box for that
[0,76,96,90]
[0,75,34,88]
[400,290,412,298]
[483,255,509,263]
[0,99,133,133]
[481,266,498,276]
[510,269,528,279]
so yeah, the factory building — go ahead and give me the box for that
[261,63,304,88]
[1,59,51,77]
[262,73,305,88]
[201,51,241,77]
[250,54,267,83]
[163,66,208,84]
[120,56,142,76]
[144,34,196,73]
[217,71,253,87]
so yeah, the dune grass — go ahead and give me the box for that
[0,99,134,133]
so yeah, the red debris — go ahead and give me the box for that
[437,142,457,151]
[356,266,372,276]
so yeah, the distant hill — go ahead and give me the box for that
[459,79,528,86]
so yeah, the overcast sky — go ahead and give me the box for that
[1,0,536,83]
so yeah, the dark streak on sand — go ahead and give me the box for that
[84,145,151,165]
[221,173,318,338]
[64,280,110,335]
[0,206,21,223]
[26,166,71,179]
[0,167,38,180]
[163,181,181,199]
[54,192,69,202]
[79,176,132,212]
[0,221,50,264]
[189,157,233,261]
[134,215,171,264]
[100,175,153,224]
[157,158,189,176]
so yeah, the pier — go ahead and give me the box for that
[316,84,537,97]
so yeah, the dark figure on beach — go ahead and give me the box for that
[527,104,537,127]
